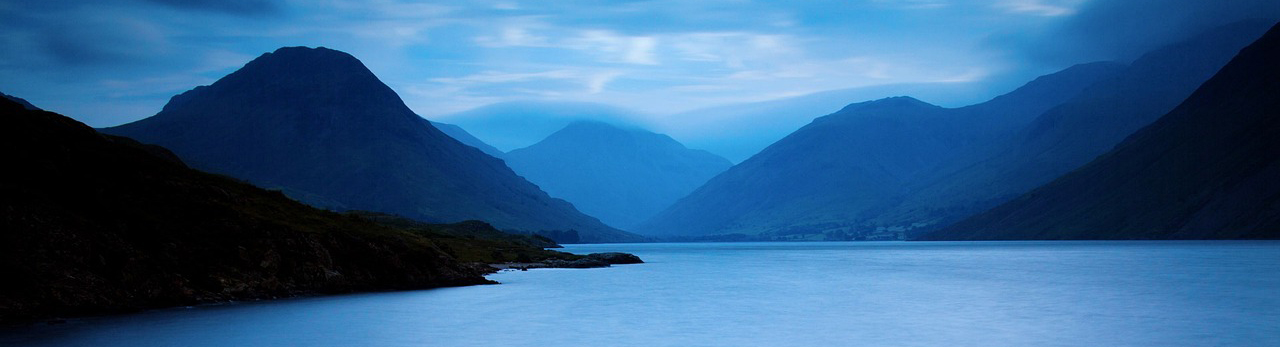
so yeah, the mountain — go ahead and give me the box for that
[431,101,645,151]
[663,81,994,162]
[635,61,1128,239]
[504,121,732,229]
[638,21,1273,240]
[926,22,1280,240]
[2,92,40,111]
[102,47,641,243]
[0,96,493,323]
[873,20,1275,233]
[430,120,504,158]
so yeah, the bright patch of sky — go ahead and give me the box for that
[0,0,1275,128]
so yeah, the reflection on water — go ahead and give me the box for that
[3,241,1278,347]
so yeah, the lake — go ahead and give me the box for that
[2,241,1278,347]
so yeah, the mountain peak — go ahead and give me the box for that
[505,121,731,229]
[560,120,642,135]
[839,96,939,113]
[154,45,409,125]
[232,46,378,86]
[103,47,641,242]
[257,46,359,66]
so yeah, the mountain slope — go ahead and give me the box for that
[665,82,994,162]
[2,92,40,110]
[504,121,731,229]
[102,47,640,243]
[636,60,1125,239]
[926,22,1280,240]
[868,20,1274,233]
[0,96,492,323]
[430,120,504,158]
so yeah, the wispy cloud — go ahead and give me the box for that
[995,0,1083,17]
[872,0,950,10]
[6,0,1271,131]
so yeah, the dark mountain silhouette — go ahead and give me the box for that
[864,20,1276,233]
[430,120,504,158]
[504,121,731,229]
[0,96,494,323]
[2,92,40,110]
[102,46,640,243]
[924,23,1280,240]
[636,60,1121,239]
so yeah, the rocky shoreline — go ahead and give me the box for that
[490,252,644,271]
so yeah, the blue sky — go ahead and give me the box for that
[2,0,1276,130]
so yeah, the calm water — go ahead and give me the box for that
[3,241,1279,347]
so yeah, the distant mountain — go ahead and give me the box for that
[1,92,40,110]
[635,61,1127,240]
[873,20,1275,233]
[926,22,1280,240]
[431,101,644,151]
[504,121,731,229]
[430,120,504,158]
[102,47,641,243]
[0,96,491,323]
[664,82,994,162]
[639,21,1272,240]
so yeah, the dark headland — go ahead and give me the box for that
[0,97,640,325]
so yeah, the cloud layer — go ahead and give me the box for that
[0,0,1275,131]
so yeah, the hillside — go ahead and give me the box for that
[925,22,1280,240]
[430,120,505,158]
[865,21,1275,233]
[0,97,494,323]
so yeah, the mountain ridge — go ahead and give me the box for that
[103,46,641,243]
[924,22,1280,240]
[635,59,1140,239]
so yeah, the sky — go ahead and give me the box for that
[2,0,1277,134]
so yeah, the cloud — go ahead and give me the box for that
[566,30,659,65]
[42,16,168,66]
[871,0,950,10]
[144,0,280,15]
[995,0,1082,17]
[991,0,1280,66]
[430,68,625,97]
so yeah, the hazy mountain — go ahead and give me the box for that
[431,101,644,151]
[429,120,504,158]
[634,59,1126,239]
[664,81,995,162]
[0,96,493,323]
[635,60,1128,239]
[504,121,732,229]
[871,20,1276,233]
[102,46,641,243]
[926,22,1280,240]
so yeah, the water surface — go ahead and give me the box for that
[3,241,1278,346]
